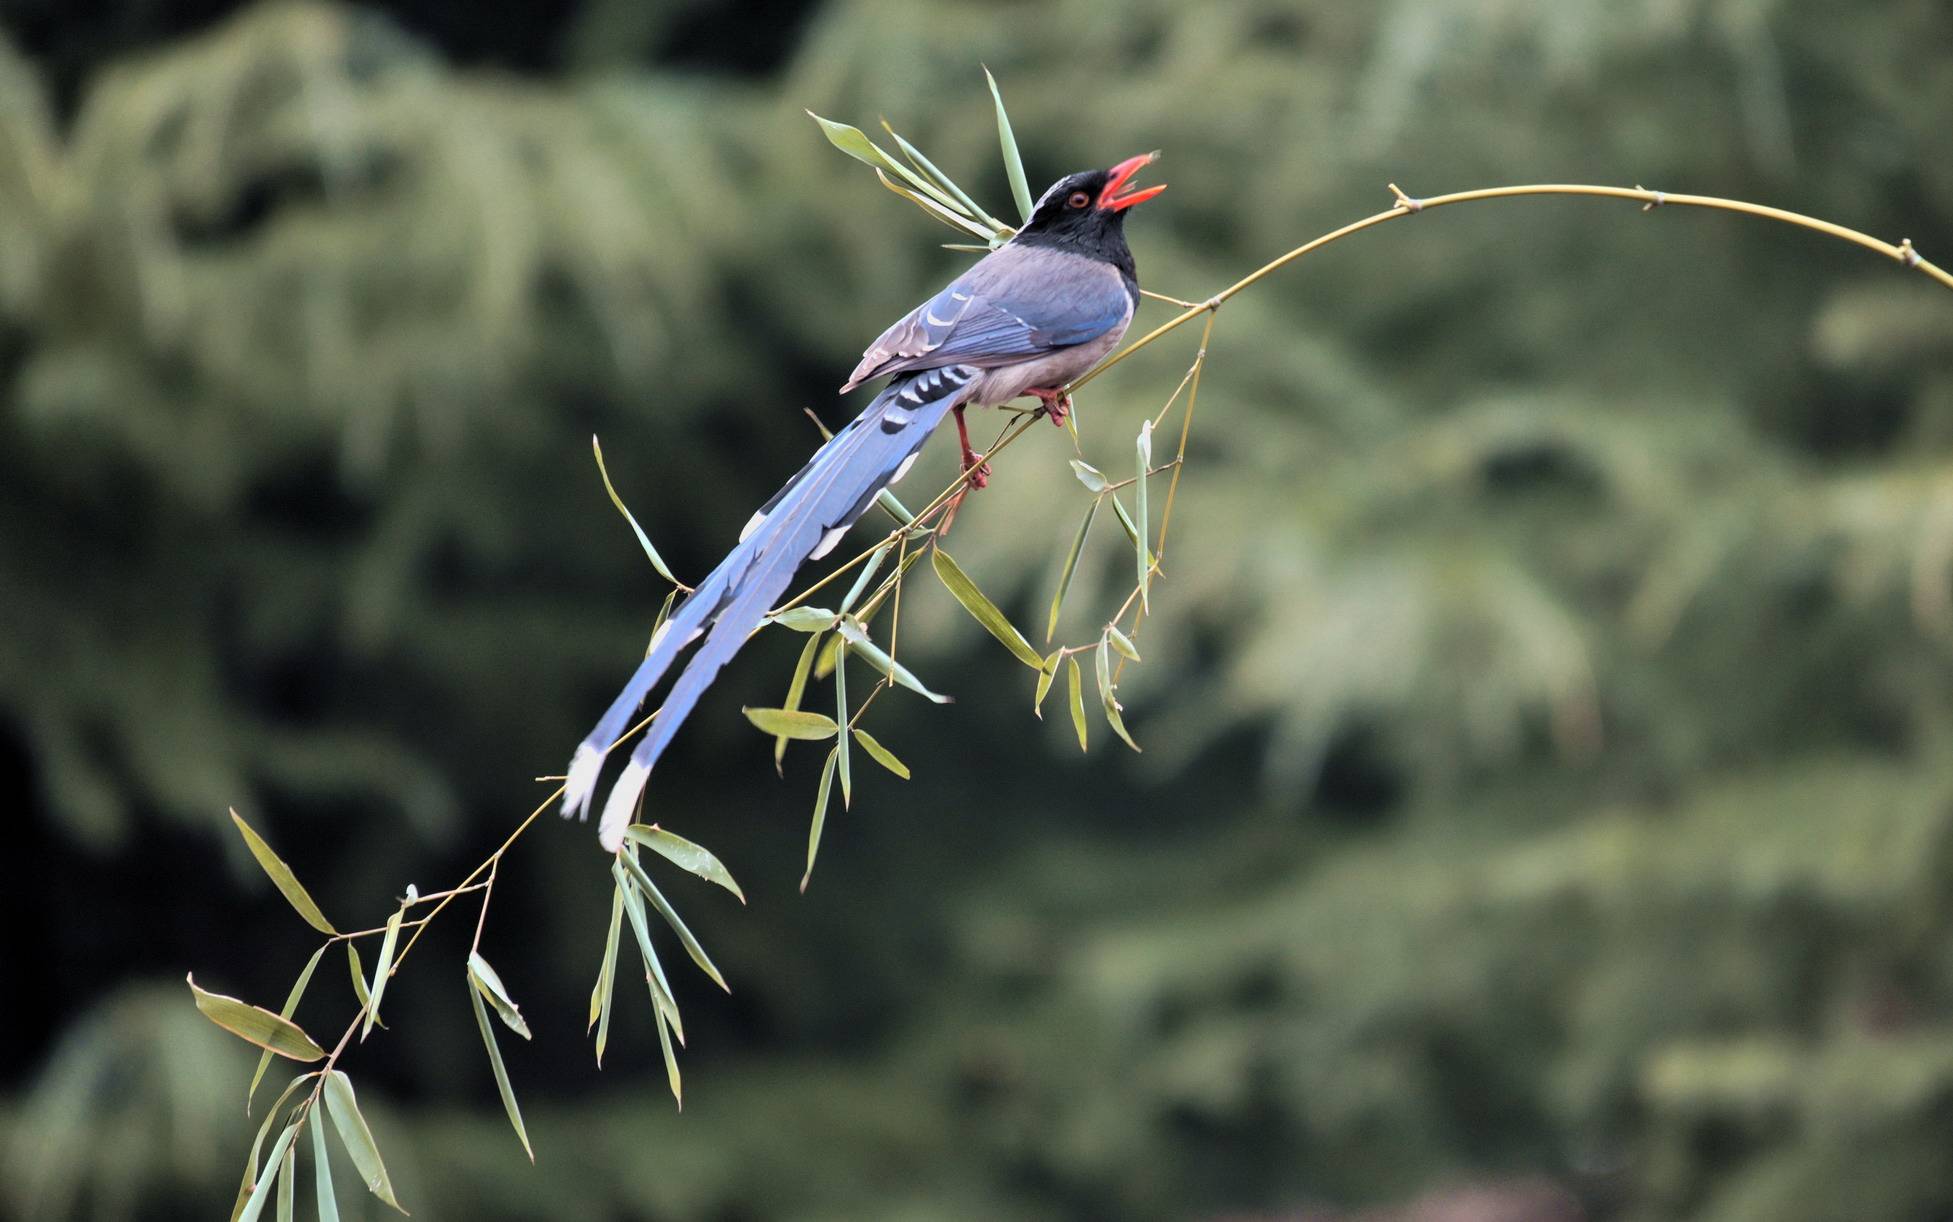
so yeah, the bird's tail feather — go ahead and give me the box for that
[563,364,979,850]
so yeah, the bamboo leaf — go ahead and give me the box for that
[656,1006,683,1110]
[885,123,1012,235]
[1070,459,1108,494]
[742,706,839,739]
[322,1071,404,1213]
[592,435,681,587]
[276,1138,295,1222]
[231,1076,313,1222]
[612,860,684,1041]
[768,605,837,632]
[1048,499,1100,641]
[466,952,531,1040]
[803,747,838,893]
[984,67,1034,222]
[1068,656,1088,752]
[620,852,729,993]
[236,1122,300,1222]
[852,728,911,779]
[249,943,328,1111]
[814,631,842,680]
[807,112,971,216]
[874,168,997,239]
[468,975,534,1161]
[1034,650,1061,718]
[1095,635,1143,752]
[1107,624,1141,662]
[360,903,404,1042]
[590,881,624,1064]
[932,548,1044,668]
[1135,421,1153,609]
[345,944,376,1022]
[229,810,336,935]
[188,975,326,1062]
[835,641,852,809]
[776,631,824,771]
[311,1101,339,1222]
[624,825,746,902]
[836,617,952,702]
[839,545,889,616]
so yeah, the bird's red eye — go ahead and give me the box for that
[1067,191,1090,209]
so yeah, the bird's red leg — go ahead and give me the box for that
[1027,387,1073,427]
[953,404,990,489]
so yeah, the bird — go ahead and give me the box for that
[564,152,1166,851]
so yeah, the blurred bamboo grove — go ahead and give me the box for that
[3,0,1952,1218]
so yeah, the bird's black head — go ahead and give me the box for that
[1013,152,1164,277]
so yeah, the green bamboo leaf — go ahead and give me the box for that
[249,943,328,1111]
[231,1076,314,1222]
[814,631,842,680]
[836,617,952,703]
[835,641,852,809]
[875,168,996,239]
[236,1122,300,1222]
[311,1102,339,1222]
[1095,635,1144,752]
[592,435,681,587]
[942,242,993,253]
[807,112,962,212]
[656,1006,683,1110]
[624,825,746,902]
[1048,498,1101,642]
[854,546,928,623]
[276,1138,295,1222]
[1069,459,1108,493]
[360,903,404,1042]
[590,882,624,1064]
[776,631,824,771]
[322,1071,404,1212]
[839,545,889,615]
[1067,656,1088,752]
[1034,650,1061,718]
[620,852,730,993]
[646,586,680,656]
[984,67,1034,222]
[1135,421,1153,609]
[229,809,336,935]
[768,605,837,632]
[612,860,684,1041]
[742,706,839,739]
[467,952,531,1040]
[188,975,326,1062]
[932,548,1044,669]
[852,728,911,779]
[886,123,1012,235]
[468,975,534,1161]
[345,944,376,1021]
[803,747,838,893]
[1107,625,1141,662]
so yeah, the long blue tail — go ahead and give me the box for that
[565,364,979,850]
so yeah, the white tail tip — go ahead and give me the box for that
[562,743,605,821]
[597,760,649,853]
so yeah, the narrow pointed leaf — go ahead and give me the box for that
[360,905,403,1042]
[468,977,534,1161]
[276,1139,295,1222]
[612,861,684,1041]
[1048,499,1100,641]
[777,631,823,770]
[229,810,336,935]
[742,707,839,739]
[803,747,838,892]
[624,825,745,902]
[237,1122,300,1222]
[886,124,1011,234]
[1034,650,1061,718]
[1135,421,1153,609]
[655,1006,683,1110]
[835,641,852,809]
[1095,635,1143,752]
[467,953,531,1040]
[590,882,624,1062]
[1069,459,1108,493]
[188,975,326,1062]
[855,547,928,624]
[874,168,995,239]
[852,728,911,779]
[932,548,1044,668]
[345,944,375,1019]
[807,113,968,211]
[942,242,993,253]
[620,852,729,993]
[836,618,952,702]
[769,605,838,632]
[1067,656,1088,751]
[231,1076,313,1222]
[984,67,1034,222]
[839,546,889,616]
[814,631,842,680]
[1107,625,1141,662]
[311,1100,339,1222]
[323,1072,404,1213]
[249,943,328,1111]
[592,436,681,587]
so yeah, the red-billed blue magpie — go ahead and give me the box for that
[566,153,1165,850]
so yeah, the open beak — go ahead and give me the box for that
[1099,151,1165,212]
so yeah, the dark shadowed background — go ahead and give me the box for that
[4,1,1952,1219]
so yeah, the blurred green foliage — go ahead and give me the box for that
[3,0,1952,1219]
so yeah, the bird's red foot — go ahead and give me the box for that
[1029,387,1073,427]
[960,447,991,490]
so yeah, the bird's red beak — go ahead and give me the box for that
[1099,151,1165,212]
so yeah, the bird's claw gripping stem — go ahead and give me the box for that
[952,405,991,489]
[1029,387,1072,427]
